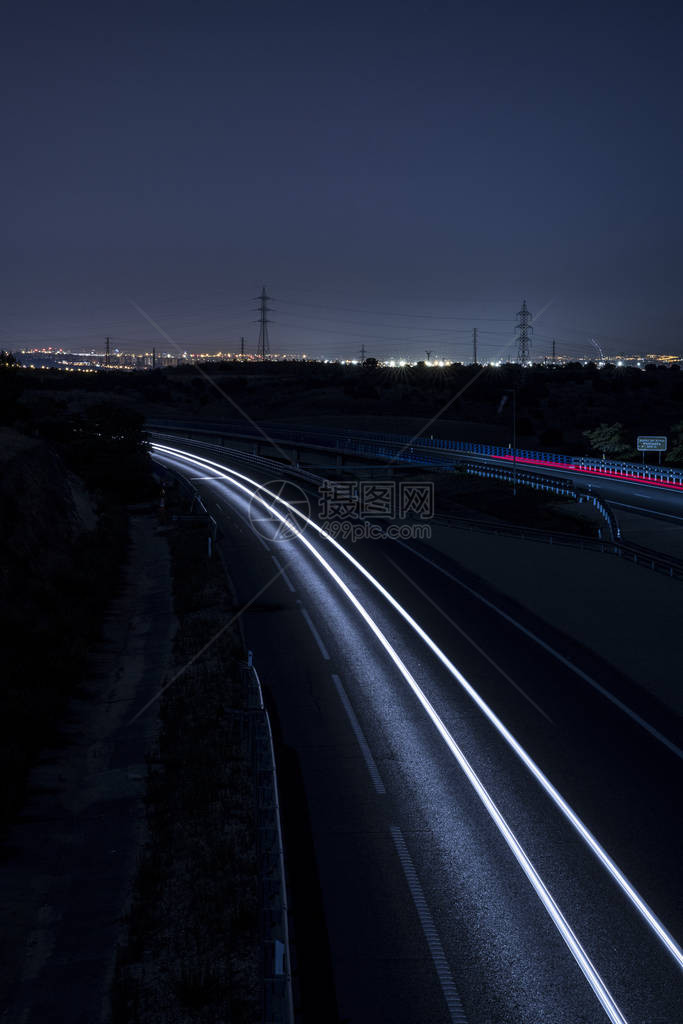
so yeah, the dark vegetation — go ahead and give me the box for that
[113,508,260,1024]
[0,365,155,826]
[0,357,261,1018]
[147,359,683,461]
[5,358,681,461]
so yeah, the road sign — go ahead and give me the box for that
[637,436,667,451]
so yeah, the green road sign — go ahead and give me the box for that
[637,436,667,451]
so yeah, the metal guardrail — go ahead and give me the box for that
[243,658,295,1024]
[458,461,619,542]
[617,541,683,580]
[147,418,683,489]
[151,428,683,580]
[433,511,610,546]
[154,452,295,1019]
[432,512,683,580]
[150,431,324,486]
[150,428,617,538]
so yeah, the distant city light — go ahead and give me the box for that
[8,347,683,373]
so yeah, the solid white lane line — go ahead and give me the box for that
[152,442,682,978]
[271,554,296,593]
[398,541,683,762]
[331,674,386,795]
[610,501,683,522]
[299,604,330,660]
[391,826,468,1024]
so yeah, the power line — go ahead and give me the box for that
[276,296,513,322]
[275,309,481,334]
[268,319,514,344]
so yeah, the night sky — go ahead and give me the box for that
[3,1,683,361]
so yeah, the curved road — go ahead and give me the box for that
[146,419,683,521]
[153,441,683,1024]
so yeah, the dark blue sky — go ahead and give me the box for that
[3,1,683,360]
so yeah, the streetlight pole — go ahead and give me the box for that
[499,386,518,496]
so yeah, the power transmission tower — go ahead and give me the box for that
[105,336,110,368]
[254,286,271,361]
[425,350,432,362]
[515,300,532,364]
[240,336,245,357]
[472,327,478,365]
[360,344,366,362]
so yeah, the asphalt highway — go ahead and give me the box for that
[458,451,683,522]
[153,442,683,1024]
[146,420,683,521]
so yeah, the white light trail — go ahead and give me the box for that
[152,439,683,974]
[153,442,628,1023]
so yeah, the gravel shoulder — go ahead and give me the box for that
[111,516,262,1024]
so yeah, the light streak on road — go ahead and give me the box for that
[153,440,683,976]
[488,453,683,492]
[153,442,629,1023]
